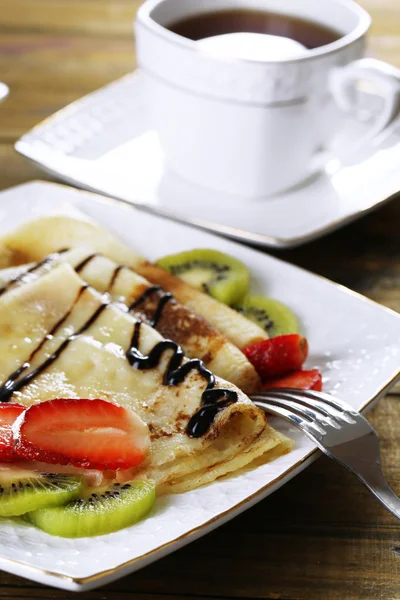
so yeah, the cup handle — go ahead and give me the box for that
[329,58,400,157]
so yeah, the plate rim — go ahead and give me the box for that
[0,373,398,589]
[14,71,400,249]
[0,180,399,589]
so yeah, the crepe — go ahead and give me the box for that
[0,215,267,349]
[0,263,292,493]
[0,246,261,394]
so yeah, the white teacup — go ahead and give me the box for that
[135,0,400,197]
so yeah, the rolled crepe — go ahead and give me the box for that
[0,264,292,493]
[0,215,268,349]
[0,245,261,394]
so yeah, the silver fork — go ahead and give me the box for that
[250,388,400,519]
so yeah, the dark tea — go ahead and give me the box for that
[168,8,341,50]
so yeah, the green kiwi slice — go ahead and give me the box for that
[27,479,156,538]
[0,467,84,517]
[157,249,249,305]
[234,295,299,338]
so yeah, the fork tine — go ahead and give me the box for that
[267,388,357,415]
[252,400,308,427]
[253,396,328,436]
[260,388,355,428]
[252,399,323,442]
[252,391,341,428]
[254,392,400,521]
[260,390,334,419]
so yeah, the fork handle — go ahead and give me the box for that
[345,461,400,519]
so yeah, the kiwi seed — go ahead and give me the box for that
[0,469,84,517]
[27,480,156,538]
[234,295,299,338]
[157,249,249,305]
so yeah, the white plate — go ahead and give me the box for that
[15,72,400,249]
[0,180,399,592]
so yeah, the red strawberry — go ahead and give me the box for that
[262,369,323,392]
[0,403,26,461]
[243,334,308,379]
[14,399,150,470]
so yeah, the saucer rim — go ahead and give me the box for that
[13,148,400,249]
[14,70,400,250]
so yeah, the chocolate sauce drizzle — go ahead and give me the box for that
[0,249,68,298]
[74,253,99,273]
[0,285,109,403]
[128,285,173,327]
[75,257,173,328]
[107,265,124,291]
[0,252,238,436]
[127,320,237,437]
[129,285,162,310]
[150,292,173,328]
[128,287,238,436]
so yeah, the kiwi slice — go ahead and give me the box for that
[27,479,156,538]
[0,467,84,517]
[234,295,298,338]
[157,249,249,305]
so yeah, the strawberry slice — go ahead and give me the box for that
[14,399,150,470]
[262,369,323,391]
[0,403,26,461]
[243,334,308,379]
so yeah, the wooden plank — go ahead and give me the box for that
[0,583,216,600]
[0,0,142,37]
[271,195,400,315]
[0,33,134,141]
[368,36,400,67]
[0,0,399,41]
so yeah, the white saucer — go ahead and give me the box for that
[16,71,400,249]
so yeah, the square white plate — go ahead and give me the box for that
[15,72,400,249]
[0,181,399,592]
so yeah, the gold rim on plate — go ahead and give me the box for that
[0,182,399,587]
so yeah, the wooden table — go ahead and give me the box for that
[0,1,399,598]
